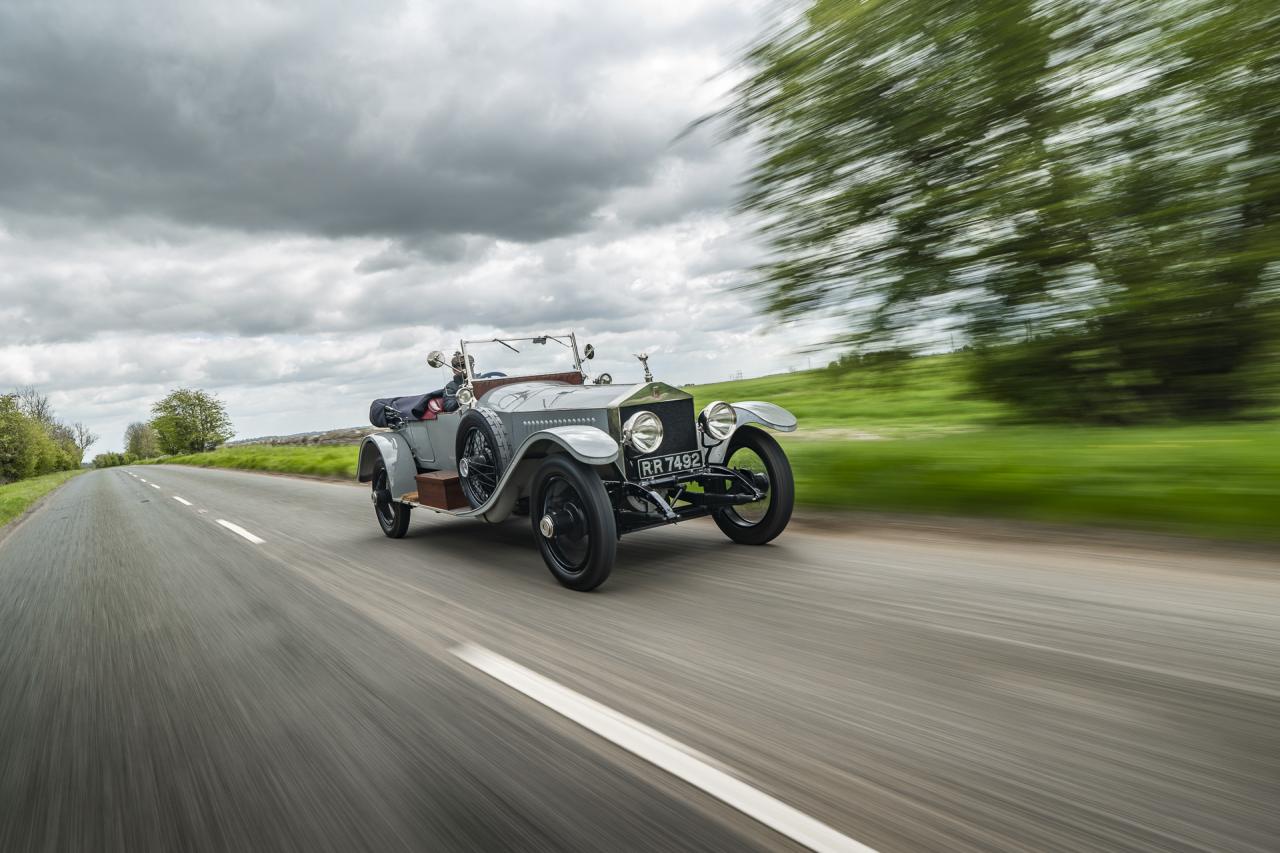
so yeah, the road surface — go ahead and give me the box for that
[1,467,1277,852]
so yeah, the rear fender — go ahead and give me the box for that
[357,433,418,500]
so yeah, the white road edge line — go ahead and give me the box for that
[172,496,193,506]
[451,643,875,853]
[215,519,265,545]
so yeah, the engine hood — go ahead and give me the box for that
[480,381,690,414]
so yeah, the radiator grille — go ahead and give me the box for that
[621,398,697,477]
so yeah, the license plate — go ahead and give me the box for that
[636,450,702,478]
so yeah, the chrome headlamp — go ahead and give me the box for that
[456,386,475,407]
[699,401,736,442]
[622,411,664,454]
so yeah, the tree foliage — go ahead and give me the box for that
[724,0,1280,420]
[0,390,85,482]
[124,421,161,459]
[150,389,234,455]
[0,395,38,482]
[14,386,56,429]
[93,451,128,468]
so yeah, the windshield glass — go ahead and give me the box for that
[461,335,582,380]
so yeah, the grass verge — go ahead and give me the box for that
[784,424,1280,542]
[0,470,85,529]
[145,444,360,479]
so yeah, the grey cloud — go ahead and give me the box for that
[355,248,417,276]
[0,0,754,244]
[356,234,481,273]
[1,206,764,345]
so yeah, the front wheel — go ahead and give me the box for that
[711,427,794,545]
[531,455,616,591]
[372,459,411,538]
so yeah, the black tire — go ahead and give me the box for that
[711,427,794,545]
[455,407,511,508]
[531,455,616,591]
[372,458,411,538]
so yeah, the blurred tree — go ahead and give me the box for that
[41,422,81,473]
[123,421,161,459]
[15,386,56,428]
[92,452,127,468]
[1,389,83,479]
[150,389,233,455]
[723,0,1279,420]
[0,395,40,483]
[72,423,98,455]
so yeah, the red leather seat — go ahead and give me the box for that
[421,396,445,420]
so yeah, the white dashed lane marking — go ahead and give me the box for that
[215,519,265,545]
[451,643,876,853]
[172,496,193,506]
[150,484,161,490]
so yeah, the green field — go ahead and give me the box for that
[688,356,1007,435]
[144,444,359,479]
[142,359,1280,542]
[0,470,85,529]
[786,426,1279,541]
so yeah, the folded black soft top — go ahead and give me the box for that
[368,391,443,428]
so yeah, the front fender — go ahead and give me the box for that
[457,425,619,523]
[357,433,418,500]
[731,401,797,433]
[516,425,619,466]
[706,402,797,464]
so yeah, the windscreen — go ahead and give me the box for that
[459,336,581,380]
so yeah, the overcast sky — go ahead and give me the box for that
[0,0,835,454]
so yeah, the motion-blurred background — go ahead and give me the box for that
[701,0,1280,539]
[724,0,1279,424]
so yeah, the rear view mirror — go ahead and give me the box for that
[584,344,595,360]
[427,350,446,368]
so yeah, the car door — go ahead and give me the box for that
[426,411,462,471]
[400,421,436,466]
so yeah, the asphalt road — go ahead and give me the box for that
[1,467,1278,852]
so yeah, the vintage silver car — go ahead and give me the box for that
[357,333,796,591]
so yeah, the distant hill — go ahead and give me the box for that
[229,426,381,447]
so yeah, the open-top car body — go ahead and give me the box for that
[358,333,796,591]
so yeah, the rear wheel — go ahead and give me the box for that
[372,459,411,538]
[710,427,794,545]
[531,455,616,591]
